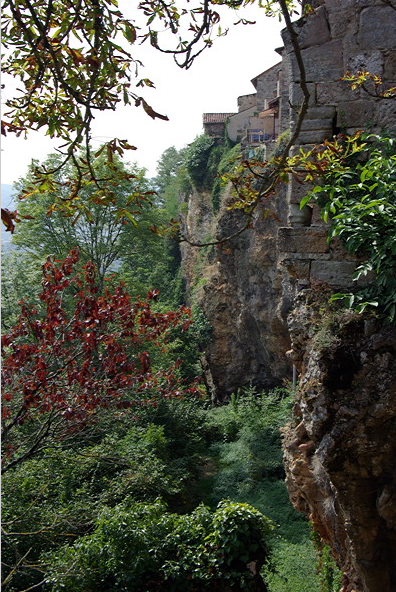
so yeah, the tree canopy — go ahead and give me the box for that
[1,0,303,230]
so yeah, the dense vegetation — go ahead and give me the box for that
[3,2,394,590]
[1,144,341,591]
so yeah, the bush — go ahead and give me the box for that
[46,500,273,592]
[184,135,217,189]
[212,143,241,210]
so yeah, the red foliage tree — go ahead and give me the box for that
[1,250,197,473]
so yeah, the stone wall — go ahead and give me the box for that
[283,1,396,141]
[251,62,282,111]
[237,93,257,112]
[277,0,396,293]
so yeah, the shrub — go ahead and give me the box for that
[46,500,273,592]
[212,143,241,210]
[184,135,216,188]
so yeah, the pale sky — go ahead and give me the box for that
[1,5,284,186]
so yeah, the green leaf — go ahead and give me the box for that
[124,210,138,226]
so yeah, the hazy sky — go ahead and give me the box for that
[1,5,284,186]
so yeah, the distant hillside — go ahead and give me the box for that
[1,184,16,254]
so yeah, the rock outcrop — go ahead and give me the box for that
[180,184,292,402]
[283,295,396,591]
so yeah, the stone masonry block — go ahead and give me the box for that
[289,82,317,108]
[384,52,396,80]
[310,260,358,287]
[358,7,396,49]
[337,100,376,129]
[278,227,329,254]
[306,106,337,119]
[325,0,356,9]
[301,119,334,132]
[292,41,344,83]
[287,178,313,205]
[326,0,384,8]
[282,252,332,261]
[316,81,359,105]
[346,51,384,77]
[328,8,358,39]
[338,99,396,133]
[298,6,331,49]
[374,100,396,132]
[279,258,310,280]
[295,129,334,145]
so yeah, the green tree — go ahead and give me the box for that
[1,251,42,330]
[11,152,156,288]
[154,146,187,197]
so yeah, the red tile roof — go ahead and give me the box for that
[203,113,236,123]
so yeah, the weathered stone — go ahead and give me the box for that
[283,305,396,592]
[306,106,336,119]
[282,252,332,261]
[316,81,359,105]
[327,7,358,38]
[338,98,396,133]
[278,227,329,254]
[310,260,358,286]
[384,51,396,80]
[337,100,377,128]
[295,129,334,145]
[289,82,317,108]
[298,6,331,49]
[301,118,334,131]
[374,99,396,130]
[279,258,310,280]
[287,177,313,206]
[358,7,396,49]
[325,0,358,8]
[346,50,384,77]
[288,41,344,82]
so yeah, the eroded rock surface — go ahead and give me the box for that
[283,295,396,591]
[180,185,291,402]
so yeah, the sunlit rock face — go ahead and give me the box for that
[283,297,396,592]
[180,184,292,402]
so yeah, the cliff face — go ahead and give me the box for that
[283,297,396,591]
[180,184,292,401]
[180,0,396,586]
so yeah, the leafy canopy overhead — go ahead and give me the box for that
[1,0,301,225]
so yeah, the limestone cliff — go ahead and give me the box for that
[180,183,292,402]
[283,295,396,591]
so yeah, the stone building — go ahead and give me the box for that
[202,62,283,147]
[202,112,236,138]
